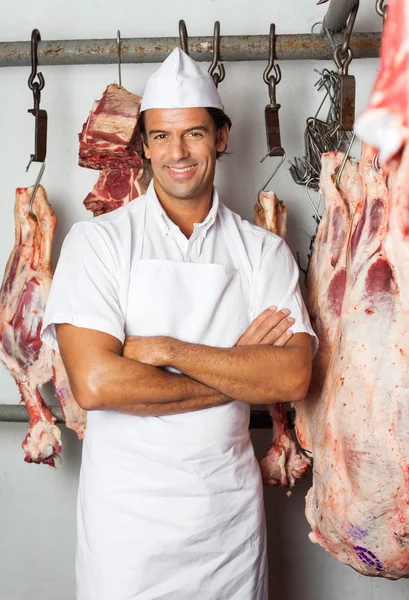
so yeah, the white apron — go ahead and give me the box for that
[76,200,268,600]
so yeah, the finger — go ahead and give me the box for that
[260,316,295,345]
[236,306,278,345]
[273,330,293,347]
[249,309,291,343]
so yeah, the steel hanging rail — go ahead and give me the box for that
[0,32,380,67]
[0,404,273,429]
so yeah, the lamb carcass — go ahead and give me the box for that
[305,143,409,579]
[0,185,86,465]
[254,191,311,488]
[294,153,362,455]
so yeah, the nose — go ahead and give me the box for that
[169,135,189,162]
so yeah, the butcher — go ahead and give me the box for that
[41,48,317,600]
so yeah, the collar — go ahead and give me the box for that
[146,180,219,237]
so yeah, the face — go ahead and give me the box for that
[143,107,229,203]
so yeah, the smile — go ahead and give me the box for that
[167,165,197,174]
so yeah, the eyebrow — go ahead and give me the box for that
[148,125,210,136]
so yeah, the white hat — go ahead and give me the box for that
[141,48,224,112]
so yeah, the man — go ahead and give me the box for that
[41,49,317,600]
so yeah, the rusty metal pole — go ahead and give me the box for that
[0,32,380,67]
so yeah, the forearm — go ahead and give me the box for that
[120,392,230,416]
[77,352,229,413]
[165,340,311,404]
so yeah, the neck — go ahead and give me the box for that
[153,183,214,238]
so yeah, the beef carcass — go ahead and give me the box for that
[0,185,86,465]
[79,83,143,171]
[254,191,311,489]
[84,164,151,216]
[294,153,362,455]
[305,143,409,578]
[79,84,151,216]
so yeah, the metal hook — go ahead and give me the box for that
[335,132,356,189]
[117,30,122,86]
[28,29,45,98]
[257,153,287,207]
[208,21,225,87]
[28,162,46,221]
[263,24,281,92]
[179,20,189,55]
[27,29,47,171]
[341,1,359,55]
[372,152,380,172]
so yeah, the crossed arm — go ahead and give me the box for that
[56,306,312,415]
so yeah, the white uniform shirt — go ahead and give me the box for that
[41,181,318,355]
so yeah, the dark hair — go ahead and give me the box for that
[138,107,232,160]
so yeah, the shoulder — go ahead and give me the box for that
[64,194,148,269]
[219,202,285,259]
[68,194,148,247]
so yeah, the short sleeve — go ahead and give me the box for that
[40,221,125,352]
[254,238,319,357]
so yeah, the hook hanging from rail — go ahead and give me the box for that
[260,23,284,163]
[117,30,122,86]
[179,20,189,55]
[208,21,225,87]
[333,1,359,131]
[26,29,47,172]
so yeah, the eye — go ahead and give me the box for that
[153,134,167,140]
[188,131,203,138]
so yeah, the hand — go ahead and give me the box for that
[236,306,294,347]
[122,335,171,366]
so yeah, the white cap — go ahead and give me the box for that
[141,48,224,112]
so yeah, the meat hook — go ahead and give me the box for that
[28,161,46,221]
[117,30,122,87]
[26,29,47,171]
[256,153,287,210]
[179,20,189,55]
[335,132,356,189]
[208,21,225,88]
[260,23,285,166]
[333,1,359,74]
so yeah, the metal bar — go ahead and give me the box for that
[0,404,273,429]
[323,0,359,32]
[0,404,64,423]
[0,32,380,68]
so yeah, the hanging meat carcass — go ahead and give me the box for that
[254,191,311,488]
[0,186,86,465]
[303,142,409,579]
[79,83,150,216]
[294,153,362,455]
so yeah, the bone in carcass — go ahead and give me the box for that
[0,186,86,465]
[84,164,151,217]
[304,143,409,579]
[254,191,311,489]
[294,153,362,455]
[79,84,143,171]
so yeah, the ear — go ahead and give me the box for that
[216,124,229,154]
[143,141,151,160]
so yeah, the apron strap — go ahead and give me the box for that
[135,198,147,261]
